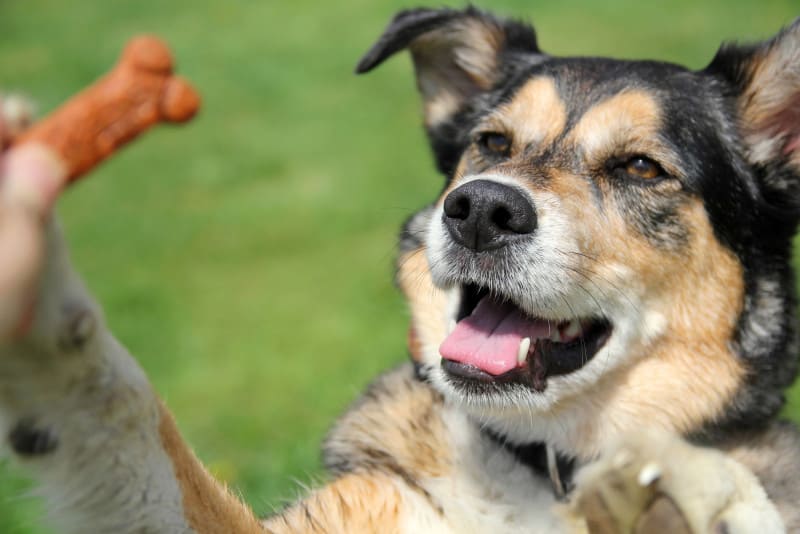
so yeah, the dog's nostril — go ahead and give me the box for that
[490,206,512,231]
[444,193,470,220]
[503,203,537,234]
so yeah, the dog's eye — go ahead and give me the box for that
[477,132,511,157]
[621,156,664,180]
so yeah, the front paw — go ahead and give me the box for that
[567,431,784,534]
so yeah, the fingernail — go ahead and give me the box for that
[2,95,35,138]
[0,214,42,340]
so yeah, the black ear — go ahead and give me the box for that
[357,6,540,126]
[706,19,800,183]
[356,7,541,175]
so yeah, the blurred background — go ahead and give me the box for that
[0,0,798,531]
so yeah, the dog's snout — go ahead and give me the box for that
[443,180,537,252]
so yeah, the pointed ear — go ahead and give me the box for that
[356,7,541,128]
[706,19,800,177]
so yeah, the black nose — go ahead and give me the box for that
[442,179,537,252]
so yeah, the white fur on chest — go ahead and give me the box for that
[401,404,566,534]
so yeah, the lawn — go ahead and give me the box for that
[0,0,798,531]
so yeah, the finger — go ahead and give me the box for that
[1,143,67,216]
[0,209,43,339]
[0,144,66,339]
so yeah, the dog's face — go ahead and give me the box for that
[359,8,800,456]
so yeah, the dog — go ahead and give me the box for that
[2,6,800,533]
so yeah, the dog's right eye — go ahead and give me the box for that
[476,132,512,158]
[625,157,662,180]
[609,155,668,182]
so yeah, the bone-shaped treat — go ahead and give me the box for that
[13,35,200,183]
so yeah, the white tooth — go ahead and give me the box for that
[637,462,662,487]
[550,329,562,342]
[448,320,457,334]
[517,337,531,365]
[564,320,582,339]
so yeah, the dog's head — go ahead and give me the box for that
[358,7,800,457]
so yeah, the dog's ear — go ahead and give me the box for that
[706,19,800,188]
[356,7,540,125]
[356,7,540,175]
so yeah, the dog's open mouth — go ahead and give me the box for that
[440,284,612,391]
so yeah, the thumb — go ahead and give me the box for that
[0,144,66,339]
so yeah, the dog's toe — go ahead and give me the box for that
[570,443,691,533]
[567,431,786,534]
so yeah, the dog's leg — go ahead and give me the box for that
[566,430,785,534]
[0,221,461,534]
[262,471,440,534]
[0,220,264,534]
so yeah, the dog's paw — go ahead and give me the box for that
[566,430,784,534]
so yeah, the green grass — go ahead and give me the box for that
[0,0,798,531]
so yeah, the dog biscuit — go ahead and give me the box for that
[13,35,200,183]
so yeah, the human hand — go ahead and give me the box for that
[0,97,67,339]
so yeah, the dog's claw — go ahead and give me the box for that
[637,462,661,487]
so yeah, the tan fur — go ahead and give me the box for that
[264,366,454,533]
[424,91,465,128]
[155,364,451,534]
[738,25,800,169]
[325,363,451,480]
[449,18,505,87]
[397,247,448,363]
[551,193,746,457]
[262,473,405,534]
[158,400,265,533]
[415,18,505,126]
[487,77,568,153]
[570,90,682,176]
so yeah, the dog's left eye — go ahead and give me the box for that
[622,157,664,180]
[477,132,512,157]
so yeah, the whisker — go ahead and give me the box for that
[554,248,641,315]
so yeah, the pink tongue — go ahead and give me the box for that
[440,297,551,376]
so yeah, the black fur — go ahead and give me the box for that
[482,428,576,499]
